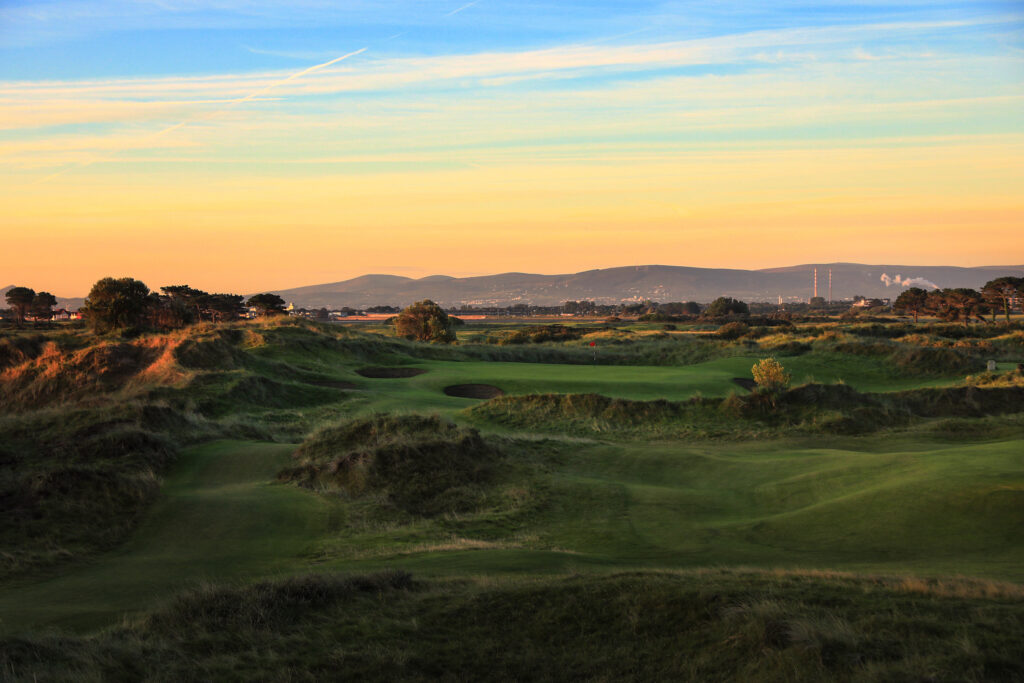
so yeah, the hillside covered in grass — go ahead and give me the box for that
[4,569,1023,682]
[1,316,1022,678]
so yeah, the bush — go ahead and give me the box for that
[716,322,749,340]
[705,297,749,318]
[394,300,456,343]
[751,358,791,392]
[499,325,583,345]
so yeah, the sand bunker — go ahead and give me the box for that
[305,379,358,389]
[443,384,505,399]
[356,367,428,379]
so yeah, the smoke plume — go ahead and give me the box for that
[880,273,939,289]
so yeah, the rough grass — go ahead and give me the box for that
[965,367,1024,387]
[0,404,179,578]
[279,414,503,516]
[0,400,285,580]
[2,569,1022,682]
[467,382,1024,439]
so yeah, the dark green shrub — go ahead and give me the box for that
[890,346,984,377]
[716,322,750,340]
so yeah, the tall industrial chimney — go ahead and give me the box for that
[813,268,818,301]
[828,269,833,303]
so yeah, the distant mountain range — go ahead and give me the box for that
[267,263,1024,309]
[6,263,1021,313]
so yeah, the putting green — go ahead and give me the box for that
[346,355,957,416]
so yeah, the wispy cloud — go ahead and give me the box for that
[29,46,368,180]
[446,0,481,17]
[242,45,339,61]
[3,9,1022,177]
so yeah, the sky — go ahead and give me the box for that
[2,1,1023,296]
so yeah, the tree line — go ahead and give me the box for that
[3,277,289,333]
[1,287,58,327]
[894,278,1024,325]
[6,276,1021,334]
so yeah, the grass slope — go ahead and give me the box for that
[0,441,324,634]
[3,433,1021,635]
[1,319,1022,676]
[4,570,1023,682]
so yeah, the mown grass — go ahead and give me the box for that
[3,431,1022,637]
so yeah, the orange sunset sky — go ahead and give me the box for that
[2,1,1023,296]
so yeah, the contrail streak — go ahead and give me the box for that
[37,0,481,184]
[39,47,368,183]
[446,0,481,16]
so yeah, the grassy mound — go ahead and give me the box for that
[4,569,1022,681]
[0,404,184,578]
[966,367,1024,387]
[0,335,47,371]
[469,383,1024,439]
[146,570,414,633]
[889,345,985,376]
[0,340,176,411]
[279,414,502,515]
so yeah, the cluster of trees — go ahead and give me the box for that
[393,300,456,343]
[79,277,287,333]
[894,278,1024,325]
[3,287,59,327]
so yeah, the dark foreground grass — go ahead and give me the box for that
[3,569,1022,682]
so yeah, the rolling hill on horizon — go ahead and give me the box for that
[266,263,1024,309]
[5,262,1022,312]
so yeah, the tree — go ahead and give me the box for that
[894,287,929,323]
[705,297,749,318]
[927,288,988,327]
[81,277,151,333]
[205,294,245,322]
[659,301,701,316]
[161,285,209,323]
[751,358,791,392]
[394,299,456,343]
[247,293,287,317]
[4,286,35,328]
[981,277,1024,324]
[31,292,58,324]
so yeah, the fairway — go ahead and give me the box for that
[4,431,1021,634]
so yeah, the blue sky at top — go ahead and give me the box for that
[3,1,1022,80]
